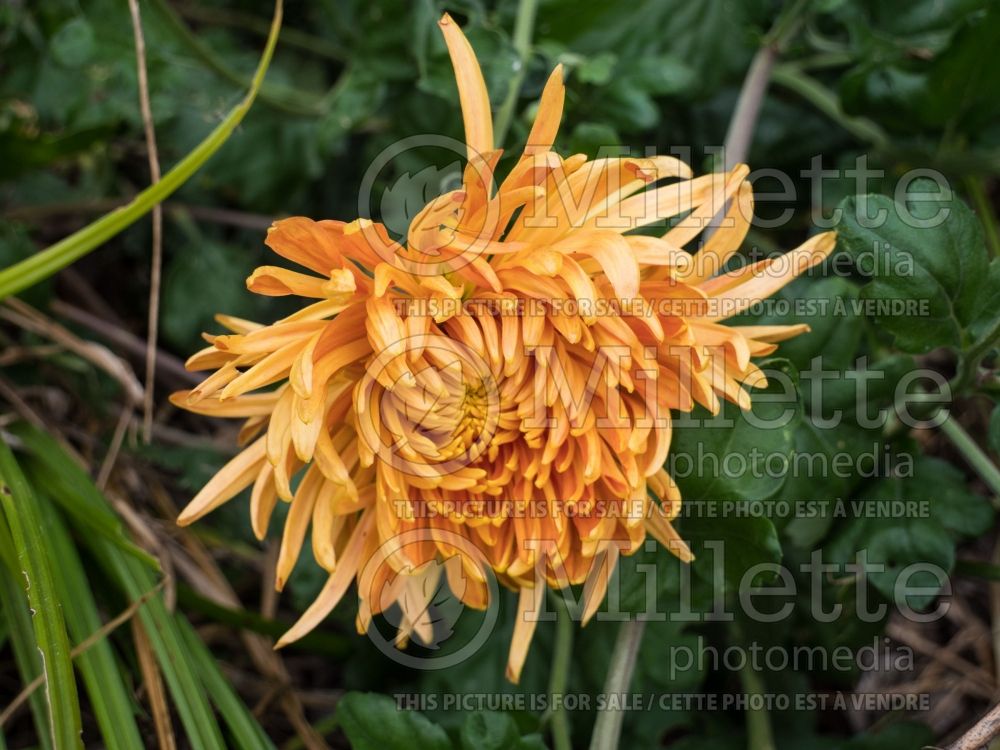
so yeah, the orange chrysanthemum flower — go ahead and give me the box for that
[173,14,835,681]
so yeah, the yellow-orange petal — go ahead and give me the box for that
[524,65,565,156]
[505,584,544,683]
[439,13,494,159]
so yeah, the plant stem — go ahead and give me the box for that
[493,0,539,149]
[723,46,777,169]
[771,64,889,148]
[952,315,1000,394]
[964,176,1000,258]
[739,658,776,750]
[588,619,645,750]
[545,593,573,750]
[938,414,1000,500]
[722,0,807,168]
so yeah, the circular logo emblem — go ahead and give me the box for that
[357,134,501,276]
[358,528,501,670]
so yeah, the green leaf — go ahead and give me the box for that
[107,559,226,748]
[176,619,277,750]
[567,122,620,157]
[681,513,783,590]
[815,354,916,421]
[826,453,992,608]
[738,276,864,374]
[49,17,96,68]
[542,0,751,94]
[670,359,801,502]
[577,52,617,85]
[922,5,1000,132]
[15,426,237,749]
[0,0,284,300]
[0,539,55,750]
[33,497,143,750]
[971,258,1000,342]
[335,692,453,750]
[14,427,159,569]
[865,521,954,609]
[460,711,519,750]
[779,420,882,547]
[837,179,996,353]
[0,439,83,749]
[161,240,261,351]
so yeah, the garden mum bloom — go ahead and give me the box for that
[172,14,835,681]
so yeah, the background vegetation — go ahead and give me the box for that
[1,0,999,748]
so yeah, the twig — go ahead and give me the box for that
[1,299,144,403]
[0,582,164,728]
[133,616,178,750]
[887,622,996,698]
[0,375,48,432]
[127,0,164,444]
[722,0,809,168]
[51,300,198,387]
[948,701,1000,750]
[97,402,136,490]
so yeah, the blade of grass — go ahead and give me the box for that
[0,0,284,301]
[18,426,277,749]
[99,535,228,747]
[46,482,228,748]
[13,426,158,569]
[33,494,144,750]
[0,440,82,749]
[176,618,277,750]
[12,426,223,747]
[0,525,54,750]
[24,460,159,569]
[0,581,162,735]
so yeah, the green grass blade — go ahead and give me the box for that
[16,426,276,749]
[15,424,276,748]
[0,523,54,750]
[0,0,284,300]
[0,440,83,749]
[24,456,159,570]
[34,495,144,750]
[176,618,278,750]
[15,438,225,749]
[106,554,227,749]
